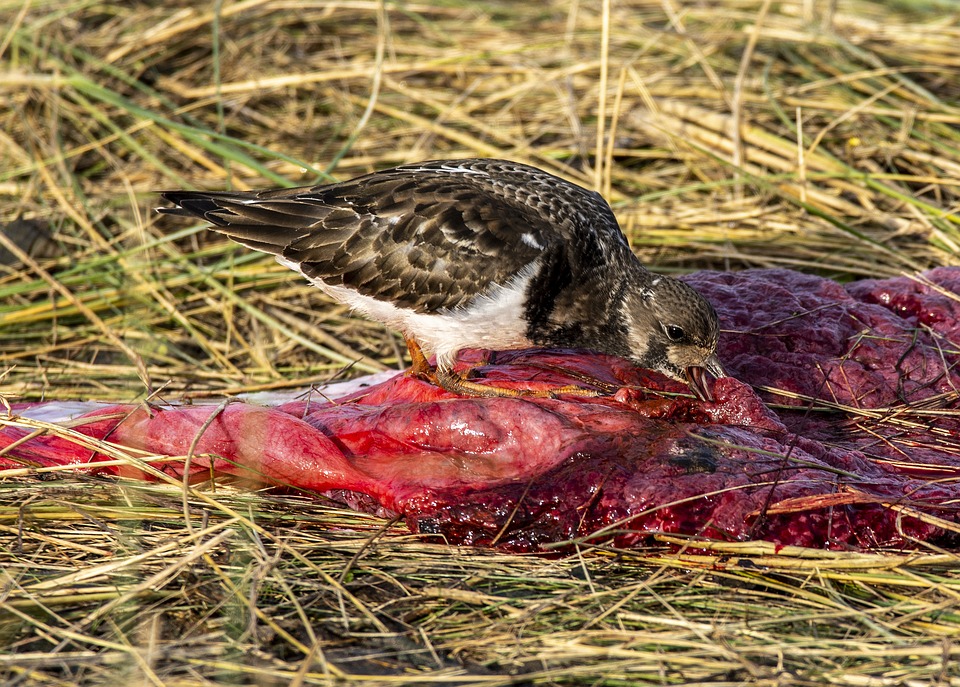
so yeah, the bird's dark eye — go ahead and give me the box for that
[664,324,685,342]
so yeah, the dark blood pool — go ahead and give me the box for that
[3,268,960,551]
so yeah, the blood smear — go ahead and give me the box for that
[2,268,959,552]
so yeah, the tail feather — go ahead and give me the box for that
[158,191,235,225]
[158,191,320,255]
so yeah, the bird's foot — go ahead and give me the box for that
[520,361,621,396]
[405,339,608,398]
[435,367,605,399]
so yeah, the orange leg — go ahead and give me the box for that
[404,337,434,378]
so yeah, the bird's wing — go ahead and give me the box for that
[160,159,624,313]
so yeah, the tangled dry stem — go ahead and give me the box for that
[1,0,960,684]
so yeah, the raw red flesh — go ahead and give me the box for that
[2,268,959,551]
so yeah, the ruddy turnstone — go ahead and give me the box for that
[159,158,724,400]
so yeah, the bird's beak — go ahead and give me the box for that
[684,354,725,403]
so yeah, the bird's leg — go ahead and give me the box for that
[404,337,434,378]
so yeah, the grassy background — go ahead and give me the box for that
[2,0,960,684]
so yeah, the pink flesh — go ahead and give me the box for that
[2,267,960,551]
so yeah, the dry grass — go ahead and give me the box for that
[2,0,960,684]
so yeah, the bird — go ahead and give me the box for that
[158,158,725,401]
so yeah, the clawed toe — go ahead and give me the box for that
[405,341,612,398]
[436,367,606,399]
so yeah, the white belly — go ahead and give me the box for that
[281,257,537,370]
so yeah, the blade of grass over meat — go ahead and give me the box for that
[2,1,960,684]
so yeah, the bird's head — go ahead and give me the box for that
[621,275,724,402]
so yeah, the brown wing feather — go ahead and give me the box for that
[159,158,628,313]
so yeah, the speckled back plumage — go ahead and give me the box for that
[160,159,638,315]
